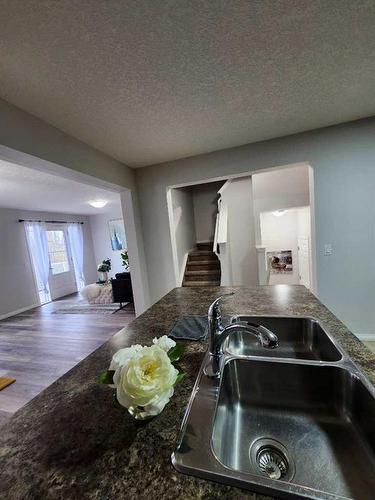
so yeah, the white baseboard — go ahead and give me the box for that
[355,334,375,341]
[0,303,40,321]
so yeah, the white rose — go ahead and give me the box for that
[113,345,178,418]
[109,345,143,371]
[152,335,176,352]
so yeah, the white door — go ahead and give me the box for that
[46,226,77,300]
[297,237,310,289]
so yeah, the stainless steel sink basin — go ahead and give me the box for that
[172,317,375,499]
[212,359,375,499]
[226,316,342,361]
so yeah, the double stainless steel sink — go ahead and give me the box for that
[227,316,341,361]
[172,317,375,499]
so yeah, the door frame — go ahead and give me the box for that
[166,162,317,295]
[45,224,78,300]
[0,144,150,316]
[297,236,311,289]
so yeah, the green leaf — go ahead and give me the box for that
[97,369,115,384]
[168,343,185,363]
[174,371,186,386]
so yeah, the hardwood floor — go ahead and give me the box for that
[0,294,135,426]
[365,341,375,354]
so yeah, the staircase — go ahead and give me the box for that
[182,242,221,287]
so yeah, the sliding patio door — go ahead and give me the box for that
[46,225,77,300]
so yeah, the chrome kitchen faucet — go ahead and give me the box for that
[206,294,279,376]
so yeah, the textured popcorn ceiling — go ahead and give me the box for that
[1,0,375,167]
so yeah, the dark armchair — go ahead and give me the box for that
[111,272,134,312]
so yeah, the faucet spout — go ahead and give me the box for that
[212,323,278,358]
[247,322,279,349]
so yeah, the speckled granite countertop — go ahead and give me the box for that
[1,286,374,500]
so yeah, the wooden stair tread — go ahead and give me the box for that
[182,280,221,287]
[184,277,220,282]
[187,266,220,272]
[190,250,216,256]
[188,255,218,261]
[185,270,220,276]
[187,259,220,265]
[196,242,214,250]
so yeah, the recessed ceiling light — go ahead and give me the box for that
[273,209,286,217]
[88,200,108,208]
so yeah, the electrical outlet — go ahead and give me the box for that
[324,244,333,256]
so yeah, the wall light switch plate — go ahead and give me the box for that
[324,244,333,256]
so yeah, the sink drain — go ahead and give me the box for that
[249,438,295,482]
[256,447,288,480]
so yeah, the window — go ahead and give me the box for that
[47,230,70,275]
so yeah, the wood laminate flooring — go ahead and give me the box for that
[365,341,375,354]
[0,294,135,426]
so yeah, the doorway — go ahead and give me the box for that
[46,225,77,300]
[260,206,312,288]
[0,144,150,316]
[166,181,224,286]
[167,162,317,294]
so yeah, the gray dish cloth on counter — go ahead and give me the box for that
[169,315,230,341]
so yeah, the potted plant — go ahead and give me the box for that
[121,251,129,271]
[97,258,111,282]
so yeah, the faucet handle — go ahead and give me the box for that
[208,293,234,317]
[208,293,235,333]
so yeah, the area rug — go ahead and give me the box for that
[52,302,130,315]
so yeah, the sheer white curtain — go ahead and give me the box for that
[24,222,51,303]
[67,223,85,290]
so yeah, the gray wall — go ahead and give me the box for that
[252,165,310,245]
[0,98,150,315]
[0,208,97,318]
[219,177,258,286]
[170,187,196,283]
[2,96,374,336]
[135,118,375,337]
[0,99,135,189]
[192,181,223,242]
[89,203,124,279]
